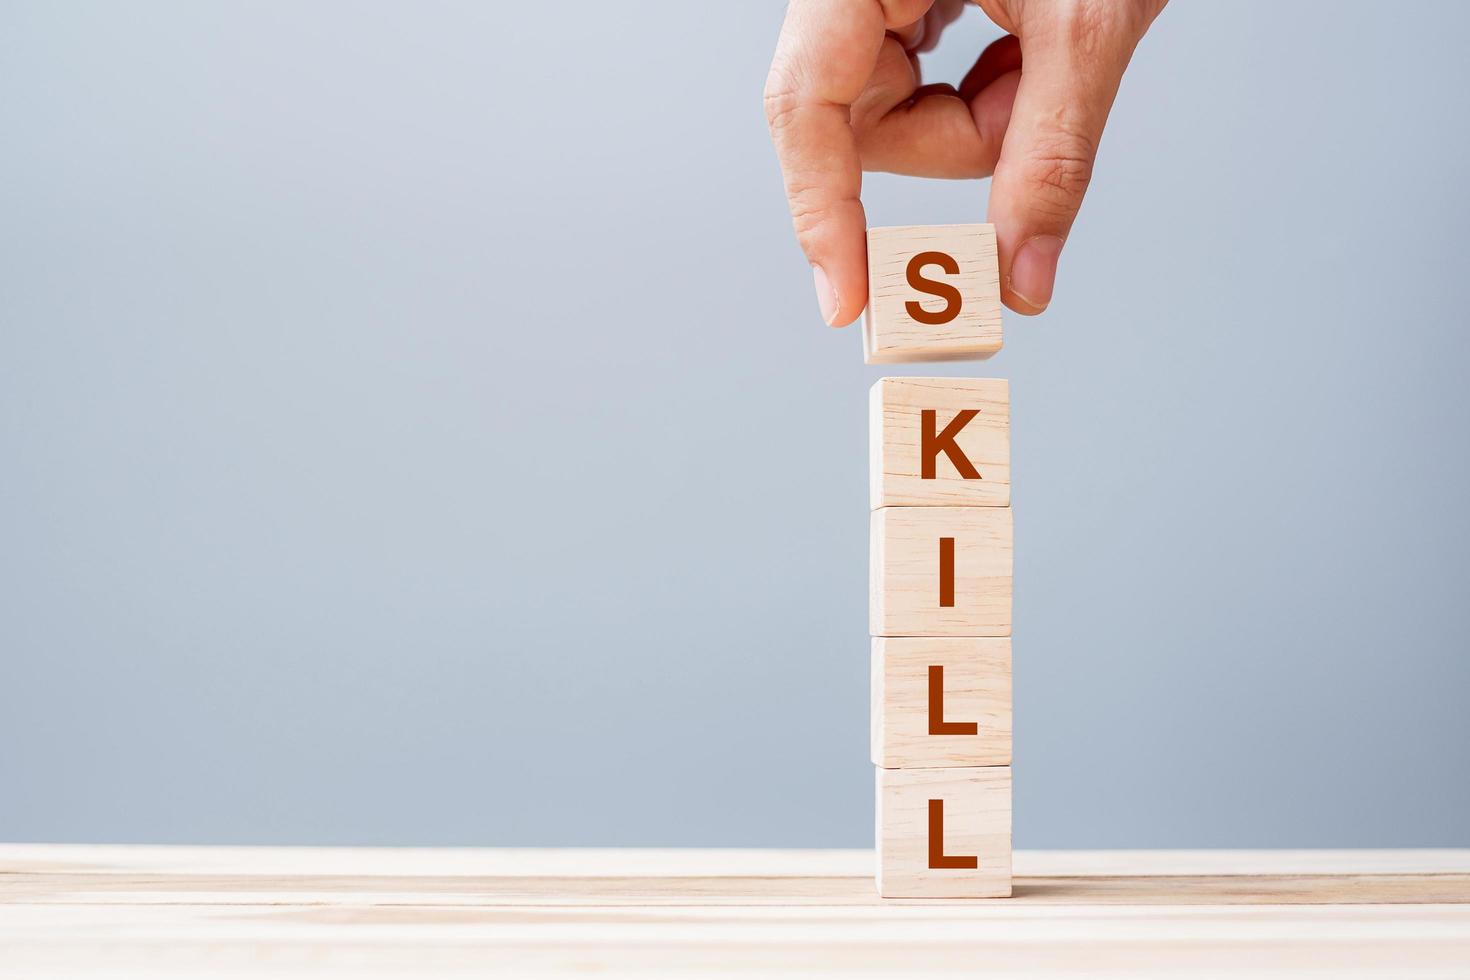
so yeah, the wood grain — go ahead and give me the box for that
[862,224,1003,364]
[870,506,1013,636]
[876,766,1012,898]
[869,377,1010,509]
[2,846,1468,976]
[871,636,1011,768]
[7,843,1469,877]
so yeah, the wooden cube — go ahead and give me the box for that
[862,224,1002,364]
[871,637,1011,769]
[870,506,1013,637]
[876,765,1012,898]
[870,377,1010,509]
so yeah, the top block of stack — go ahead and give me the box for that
[862,224,1002,364]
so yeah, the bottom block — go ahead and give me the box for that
[876,765,1011,898]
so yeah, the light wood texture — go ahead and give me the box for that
[2,846,1468,977]
[862,224,1002,364]
[876,766,1013,898]
[870,506,1012,636]
[869,377,1010,509]
[871,636,1011,768]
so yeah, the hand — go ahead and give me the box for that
[764,0,1166,324]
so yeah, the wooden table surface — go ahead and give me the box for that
[2,845,1468,977]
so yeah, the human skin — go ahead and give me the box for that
[764,0,1168,324]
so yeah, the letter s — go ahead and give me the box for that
[905,251,962,325]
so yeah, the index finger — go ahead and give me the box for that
[764,0,931,326]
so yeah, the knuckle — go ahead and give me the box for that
[1054,0,1155,53]
[762,69,802,134]
[785,182,829,239]
[1019,126,1096,212]
[1053,0,1133,38]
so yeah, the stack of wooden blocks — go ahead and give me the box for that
[865,225,1013,899]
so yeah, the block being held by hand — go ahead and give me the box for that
[863,224,1002,364]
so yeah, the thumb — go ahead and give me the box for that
[986,11,1145,314]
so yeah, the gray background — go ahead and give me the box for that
[3,1,1468,848]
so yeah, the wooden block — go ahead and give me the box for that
[871,637,1011,769]
[870,377,1010,509]
[870,506,1012,637]
[862,224,1002,364]
[876,765,1012,898]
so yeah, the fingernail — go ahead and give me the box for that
[1008,235,1064,312]
[812,264,840,326]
